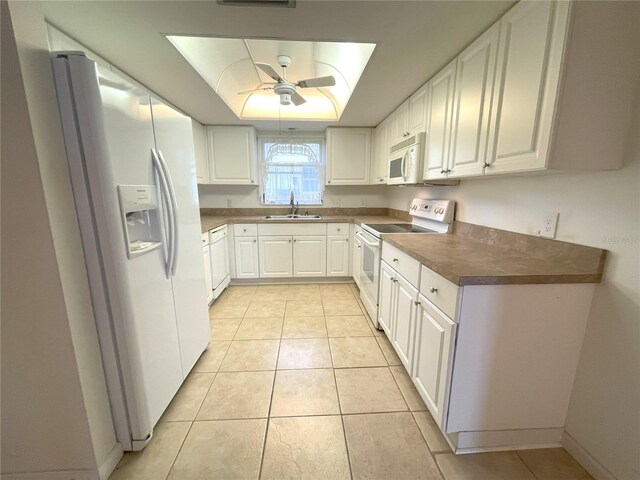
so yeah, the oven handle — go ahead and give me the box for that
[357,231,380,248]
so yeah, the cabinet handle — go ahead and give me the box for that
[243,229,247,232]
[289,239,292,243]
[483,162,491,168]
[356,245,361,249]
[440,169,446,174]
[337,228,341,232]
[392,278,398,283]
[253,239,257,243]
[414,300,421,306]
[430,287,438,293]
[328,180,331,184]
[393,258,398,263]
[379,178,384,182]
[346,238,349,242]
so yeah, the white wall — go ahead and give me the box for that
[2,1,119,477]
[386,100,640,480]
[198,184,389,209]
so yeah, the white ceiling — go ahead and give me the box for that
[42,0,515,131]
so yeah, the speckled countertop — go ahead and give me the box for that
[200,213,606,286]
[383,222,606,286]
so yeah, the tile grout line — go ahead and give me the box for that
[516,449,543,480]
[163,418,195,480]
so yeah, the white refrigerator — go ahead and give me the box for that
[52,52,210,451]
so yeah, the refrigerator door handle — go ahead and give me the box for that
[157,150,179,276]
[151,148,174,278]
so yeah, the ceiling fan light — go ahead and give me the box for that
[280,93,291,106]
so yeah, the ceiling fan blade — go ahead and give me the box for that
[255,62,283,82]
[237,84,276,95]
[291,92,306,106]
[296,75,336,88]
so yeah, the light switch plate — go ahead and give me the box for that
[539,211,559,238]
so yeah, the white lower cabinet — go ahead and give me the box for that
[352,225,362,286]
[234,236,259,279]
[327,236,349,277]
[378,261,396,335]
[293,236,327,277]
[259,236,293,278]
[412,294,457,428]
[392,274,418,370]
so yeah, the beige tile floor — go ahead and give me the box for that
[110,283,592,480]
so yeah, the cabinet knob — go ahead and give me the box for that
[243,229,247,232]
[483,162,491,168]
[346,238,349,242]
[379,178,384,182]
[328,180,331,184]
[253,239,257,243]
[289,239,292,243]
[357,245,361,249]
[392,278,398,283]
[430,287,438,293]
[414,300,421,306]
[337,228,341,232]
[393,258,398,263]
[440,169,446,174]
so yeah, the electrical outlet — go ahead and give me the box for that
[226,199,232,208]
[539,211,559,238]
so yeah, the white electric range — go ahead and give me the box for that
[357,199,455,326]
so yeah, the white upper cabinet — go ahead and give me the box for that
[423,60,457,180]
[192,120,209,184]
[448,24,499,178]
[326,128,372,185]
[408,85,429,136]
[207,126,257,185]
[370,120,389,184]
[390,100,410,145]
[485,1,561,174]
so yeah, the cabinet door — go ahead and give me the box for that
[326,128,372,185]
[392,274,418,371]
[448,24,499,178]
[292,236,327,277]
[207,126,257,184]
[259,236,293,278]
[203,245,213,303]
[408,85,428,135]
[192,120,210,184]
[378,261,396,336]
[352,234,362,286]
[327,236,350,277]
[423,60,457,180]
[234,237,259,279]
[370,122,389,184]
[412,295,457,428]
[485,1,560,174]
[394,100,410,141]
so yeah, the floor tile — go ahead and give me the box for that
[191,341,230,373]
[208,301,249,319]
[390,365,427,411]
[159,373,214,422]
[281,316,327,338]
[517,448,592,480]
[325,315,373,337]
[209,317,242,340]
[367,318,385,337]
[344,412,441,479]
[435,451,536,480]
[234,316,283,340]
[320,283,355,299]
[323,297,363,315]
[287,283,321,300]
[277,338,333,369]
[329,337,387,368]
[375,334,402,365]
[285,300,324,316]
[219,339,280,371]
[197,371,274,420]
[270,369,339,417]
[245,300,286,318]
[253,285,289,301]
[167,419,267,480]
[413,411,451,453]
[222,285,258,298]
[109,421,190,480]
[334,367,407,414]
[261,416,350,480]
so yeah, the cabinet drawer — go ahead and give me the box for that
[420,265,459,319]
[327,223,349,236]
[258,223,327,236]
[234,224,257,236]
[381,242,420,287]
[201,232,210,246]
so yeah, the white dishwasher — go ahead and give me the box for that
[209,225,230,300]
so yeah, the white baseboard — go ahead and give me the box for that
[97,443,123,480]
[1,469,99,480]
[561,432,617,480]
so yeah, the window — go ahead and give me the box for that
[259,137,324,205]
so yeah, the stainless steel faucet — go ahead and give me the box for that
[290,191,298,215]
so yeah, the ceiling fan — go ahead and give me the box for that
[237,55,336,106]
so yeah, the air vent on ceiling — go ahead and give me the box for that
[217,0,296,7]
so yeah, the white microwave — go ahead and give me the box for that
[387,132,425,185]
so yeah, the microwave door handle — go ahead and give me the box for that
[401,151,408,182]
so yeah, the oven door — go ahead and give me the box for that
[388,147,408,185]
[357,230,380,304]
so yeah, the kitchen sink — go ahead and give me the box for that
[261,214,322,220]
